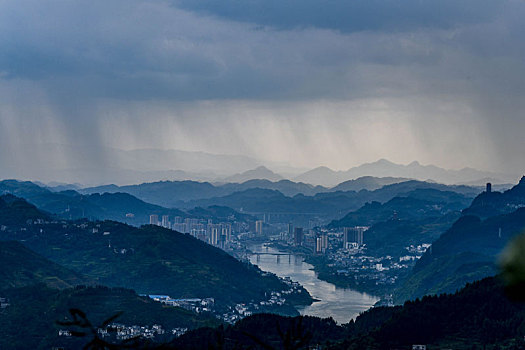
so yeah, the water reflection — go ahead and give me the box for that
[249,244,378,324]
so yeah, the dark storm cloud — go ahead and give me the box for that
[0,0,520,102]
[173,0,502,33]
[1,0,525,178]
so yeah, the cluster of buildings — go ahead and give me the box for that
[59,324,180,341]
[144,276,305,325]
[279,224,369,254]
[0,297,10,309]
[149,215,235,248]
[317,232,433,290]
[398,244,431,262]
[147,295,215,314]
[267,223,434,293]
[406,243,431,255]
[220,283,304,324]
[149,214,172,228]
[343,226,368,248]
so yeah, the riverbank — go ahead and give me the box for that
[304,255,397,296]
[267,241,397,298]
[248,243,378,323]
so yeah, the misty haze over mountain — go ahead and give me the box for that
[0,143,518,187]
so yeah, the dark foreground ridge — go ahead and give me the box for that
[168,276,525,349]
[3,276,518,349]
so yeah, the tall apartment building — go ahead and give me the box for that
[287,223,294,241]
[316,233,329,253]
[294,227,304,246]
[149,214,159,226]
[343,226,367,247]
[255,220,264,235]
[161,215,170,228]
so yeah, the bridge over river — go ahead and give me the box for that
[252,251,297,263]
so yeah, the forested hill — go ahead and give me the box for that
[394,207,525,302]
[179,180,478,220]
[1,178,480,224]
[463,175,525,218]
[0,180,186,225]
[0,240,88,290]
[391,176,525,303]
[0,180,250,225]
[0,196,311,308]
[345,276,525,349]
[0,201,223,350]
[0,193,49,225]
[329,188,471,228]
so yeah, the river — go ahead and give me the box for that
[248,244,379,324]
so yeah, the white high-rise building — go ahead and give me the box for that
[316,234,329,253]
[221,223,232,243]
[149,214,159,226]
[210,226,219,246]
[161,215,170,228]
[255,220,263,235]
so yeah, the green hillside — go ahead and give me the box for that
[364,212,461,258]
[0,180,186,225]
[394,208,525,303]
[0,180,253,226]
[329,188,470,228]
[0,240,88,290]
[463,176,525,218]
[0,193,49,226]
[0,196,312,310]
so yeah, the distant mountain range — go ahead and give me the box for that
[1,143,519,186]
[221,166,284,183]
[294,159,518,187]
[74,179,482,225]
[0,180,187,225]
[0,177,485,229]
[0,180,255,225]
[0,144,263,185]
[327,176,410,192]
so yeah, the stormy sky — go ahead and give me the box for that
[1,0,525,180]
